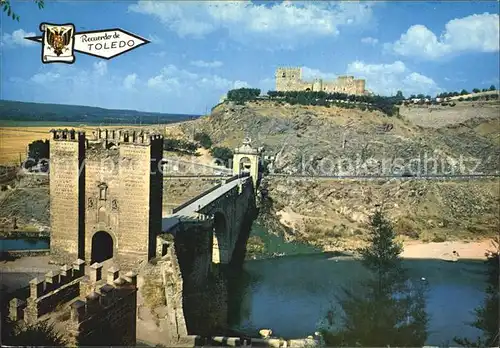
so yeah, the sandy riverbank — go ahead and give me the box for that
[401,239,496,260]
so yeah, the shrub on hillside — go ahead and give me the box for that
[163,138,198,154]
[193,132,212,149]
[210,146,233,168]
[226,88,261,104]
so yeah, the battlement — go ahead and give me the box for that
[90,128,164,146]
[337,75,355,80]
[275,67,366,95]
[71,264,137,325]
[50,128,86,141]
[8,259,137,329]
[275,67,302,79]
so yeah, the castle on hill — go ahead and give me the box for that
[275,67,368,96]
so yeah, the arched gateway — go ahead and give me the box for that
[49,128,164,265]
[91,231,114,263]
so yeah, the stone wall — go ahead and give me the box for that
[18,173,49,188]
[49,130,85,262]
[275,67,366,95]
[7,259,138,346]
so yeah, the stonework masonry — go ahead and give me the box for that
[49,128,164,267]
[275,67,367,95]
[8,260,138,346]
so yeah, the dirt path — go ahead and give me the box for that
[401,239,495,260]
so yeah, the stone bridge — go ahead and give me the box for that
[47,129,264,344]
[162,172,255,265]
[150,139,263,341]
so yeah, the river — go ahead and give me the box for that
[228,225,489,346]
[0,238,49,252]
[0,235,489,346]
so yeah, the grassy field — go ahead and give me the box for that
[0,123,167,164]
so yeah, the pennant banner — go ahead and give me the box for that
[26,23,150,64]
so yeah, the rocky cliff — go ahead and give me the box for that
[185,100,499,176]
[178,99,500,248]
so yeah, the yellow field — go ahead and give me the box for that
[0,125,161,164]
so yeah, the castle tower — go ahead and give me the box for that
[50,128,164,266]
[275,67,302,92]
[49,129,86,261]
[232,138,262,191]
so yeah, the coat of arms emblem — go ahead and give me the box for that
[40,22,75,64]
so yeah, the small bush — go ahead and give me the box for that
[395,218,420,239]
[193,132,213,149]
[210,146,233,168]
[432,235,446,243]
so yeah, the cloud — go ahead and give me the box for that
[1,29,37,47]
[258,78,275,93]
[151,51,167,57]
[123,73,138,89]
[17,61,250,114]
[129,1,376,49]
[93,61,107,76]
[190,60,223,68]
[301,67,337,81]
[385,13,499,60]
[346,60,442,96]
[361,37,378,45]
[147,34,164,44]
[147,64,248,92]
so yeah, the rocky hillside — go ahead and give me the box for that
[183,100,499,176]
[260,177,499,252]
[173,99,500,248]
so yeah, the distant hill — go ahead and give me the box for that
[0,100,200,125]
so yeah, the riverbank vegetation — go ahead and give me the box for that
[319,209,429,346]
[454,237,499,347]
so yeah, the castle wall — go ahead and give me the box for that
[8,260,138,347]
[49,131,85,261]
[50,128,164,267]
[275,67,366,95]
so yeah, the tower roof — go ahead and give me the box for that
[234,137,260,155]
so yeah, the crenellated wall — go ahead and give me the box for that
[275,67,367,95]
[8,259,138,346]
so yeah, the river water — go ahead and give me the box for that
[0,238,49,251]
[228,226,489,346]
[0,234,488,346]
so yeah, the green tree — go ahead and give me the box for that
[320,209,429,347]
[210,146,233,168]
[193,132,213,149]
[25,139,49,170]
[472,88,481,93]
[2,319,65,346]
[360,210,403,276]
[460,89,469,95]
[226,88,261,104]
[1,0,44,21]
[454,238,499,347]
[489,85,497,91]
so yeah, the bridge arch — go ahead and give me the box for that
[238,156,252,175]
[91,231,114,263]
[212,211,229,264]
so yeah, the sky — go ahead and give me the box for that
[1,0,499,114]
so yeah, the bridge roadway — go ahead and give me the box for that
[161,175,251,232]
[163,173,499,180]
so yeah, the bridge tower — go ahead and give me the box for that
[49,128,164,267]
[232,138,262,190]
